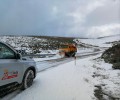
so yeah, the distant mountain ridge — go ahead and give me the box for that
[97,34,120,39]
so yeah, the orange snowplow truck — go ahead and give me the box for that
[59,44,77,57]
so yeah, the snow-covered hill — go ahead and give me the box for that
[75,34,120,47]
[0,36,59,54]
[0,34,119,55]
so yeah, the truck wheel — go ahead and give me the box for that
[65,53,70,57]
[22,69,34,90]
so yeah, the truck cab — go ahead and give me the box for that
[59,44,77,57]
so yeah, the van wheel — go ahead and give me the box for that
[22,69,34,90]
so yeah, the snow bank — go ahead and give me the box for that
[33,54,62,62]
[77,48,94,54]
[39,50,59,55]
[91,57,120,99]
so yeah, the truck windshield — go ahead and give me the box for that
[60,45,68,48]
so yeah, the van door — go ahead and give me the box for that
[0,43,22,86]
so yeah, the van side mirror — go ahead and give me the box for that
[16,53,21,59]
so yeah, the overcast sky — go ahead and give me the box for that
[0,0,120,37]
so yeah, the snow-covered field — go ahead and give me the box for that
[75,34,120,47]
[10,53,120,100]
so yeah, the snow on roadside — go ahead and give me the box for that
[33,54,62,62]
[76,48,94,54]
[91,57,120,99]
[38,50,59,55]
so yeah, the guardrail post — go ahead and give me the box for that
[74,56,76,66]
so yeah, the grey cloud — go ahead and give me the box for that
[84,0,120,26]
[0,0,119,37]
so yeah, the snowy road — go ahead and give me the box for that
[1,51,102,100]
[12,54,98,100]
[36,51,102,72]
